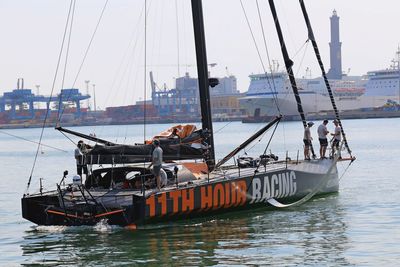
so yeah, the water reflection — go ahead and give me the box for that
[21,195,350,266]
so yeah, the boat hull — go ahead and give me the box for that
[21,160,338,227]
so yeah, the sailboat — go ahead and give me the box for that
[21,0,355,228]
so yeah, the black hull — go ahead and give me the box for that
[22,160,339,227]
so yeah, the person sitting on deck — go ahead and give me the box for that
[169,128,181,142]
[303,122,314,160]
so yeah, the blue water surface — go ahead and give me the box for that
[0,119,399,266]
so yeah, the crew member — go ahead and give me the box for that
[149,139,163,190]
[169,128,181,143]
[331,119,342,158]
[74,140,88,180]
[317,120,329,159]
[303,122,314,160]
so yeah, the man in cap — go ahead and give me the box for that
[331,119,342,158]
[149,139,163,190]
[317,120,329,159]
[303,121,314,160]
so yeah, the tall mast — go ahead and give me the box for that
[298,0,352,156]
[268,0,307,128]
[191,0,215,169]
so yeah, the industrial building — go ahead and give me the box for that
[150,71,244,120]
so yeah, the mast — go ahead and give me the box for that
[298,0,352,156]
[191,0,215,169]
[268,0,307,128]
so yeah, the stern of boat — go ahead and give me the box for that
[21,193,60,225]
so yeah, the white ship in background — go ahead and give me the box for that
[240,72,370,117]
[240,10,400,118]
[364,48,400,106]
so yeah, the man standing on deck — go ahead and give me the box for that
[317,120,329,159]
[303,122,314,160]
[149,139,163,190]
[74,140,88,180]
[331,119,342,158]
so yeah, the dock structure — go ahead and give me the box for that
[151,72,200,118]
[150,71,240,119]
[0,79,90,120]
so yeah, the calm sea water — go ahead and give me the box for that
[0,118,399,266]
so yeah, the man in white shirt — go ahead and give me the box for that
[317,120,329,159]
[149,139,163,190]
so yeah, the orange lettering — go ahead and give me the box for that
[213,183,225,208]
[169,191,181,213]
[224,182,231,207]
[231,182,237,205]
[182,189,194,212]
[236,180,247,206]
[157,193,167,216]
[146,195,155,217]
[201,185,213,209]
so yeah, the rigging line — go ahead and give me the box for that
[338,161,353,182]
[57,0,76,122]
[298,0,352,156]
[214,121,233,134]
[268,0,307,129]
[152,0,163,66]
[143,0,147,143]
[26,0,75,193]
[182,0,189,73]
[122,48,144,144]
[58,0,109,121]
[0,130,68,153]
[154,0,165,81]
[255,0,280,113]
[102,2,146,110]
[292,39,309,59]
[246,119,280,194]
[241,115,282,155]
[239,0,266,73]
[243,126,269,153]
[59,130,78,146]
[261,118,280,156]
[247,117,280,155]
[175,0,181,77]
[111,7,148,123]
[295,41,309,78]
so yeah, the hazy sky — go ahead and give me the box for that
[1,0,399,109]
